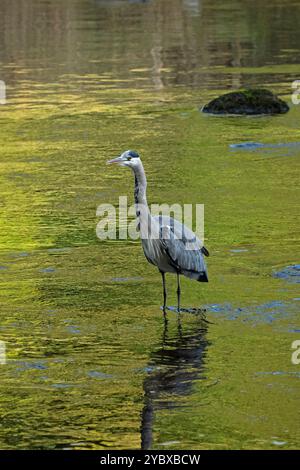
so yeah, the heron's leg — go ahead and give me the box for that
[160,271,167,312]
[176,273,181,313]
[162,308,168,344]
[177,311,183,339]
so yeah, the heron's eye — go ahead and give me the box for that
[127,157,132,161]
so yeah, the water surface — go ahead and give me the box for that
[0,0,299,450]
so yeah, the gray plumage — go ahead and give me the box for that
[107,150,209,311]
[141,216,208,281]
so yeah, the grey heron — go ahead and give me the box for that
[107,150,209,312]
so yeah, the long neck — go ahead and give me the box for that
[132,162,152,237]
[133,162,148,206]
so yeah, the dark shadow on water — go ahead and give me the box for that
[140,313,209,450]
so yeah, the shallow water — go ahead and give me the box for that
[0,0,300,450]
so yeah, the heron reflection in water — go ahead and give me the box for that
[140,313,208,450]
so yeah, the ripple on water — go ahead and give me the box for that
[15,360,48,371]
[12,252,29,258]
[52,383,74,389]
[273,265,300,284]
[87,370,113,379]
[65,325,81,334]
[110,276,144,282]
[230,142,265,150]
[206,300,296,324]
[255,371,300,379]
[229,248,249,253]
[230,141,300,151]
[40,267,56,273]
[47,247,72,254]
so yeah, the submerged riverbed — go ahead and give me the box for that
[0,0,299,450]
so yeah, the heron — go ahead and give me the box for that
[107,150,209,312]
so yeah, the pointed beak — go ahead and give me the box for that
[107,156,122,165]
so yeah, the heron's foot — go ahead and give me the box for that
[160,305,168,318]
[159,306,187,314]
[160,305,211,320]
[188,307,207,314]
[160,305,177,313]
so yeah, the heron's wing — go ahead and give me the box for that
[153,216,208,278]
[153,215,209,256]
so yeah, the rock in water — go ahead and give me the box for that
[202,89,289,115]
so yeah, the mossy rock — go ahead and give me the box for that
[202,89,289,115]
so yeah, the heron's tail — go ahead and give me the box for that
[182,270,208,282]
[201,246,209,257]
[197,271,208,282]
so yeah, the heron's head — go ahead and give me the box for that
[107,150,141,169]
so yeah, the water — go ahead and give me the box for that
[0,0,299,450]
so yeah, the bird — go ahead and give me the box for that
[107,150,209,312]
